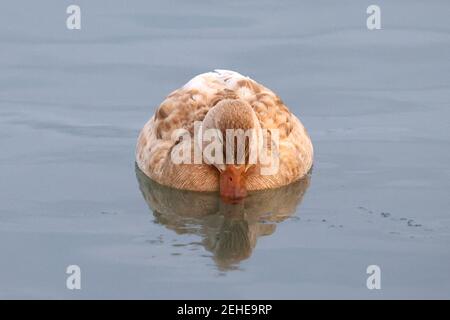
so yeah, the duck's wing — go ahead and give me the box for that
[136,79,221,191]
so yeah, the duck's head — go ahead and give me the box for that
[200,99,262,203]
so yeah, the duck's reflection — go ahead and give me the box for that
[135,164,311,270]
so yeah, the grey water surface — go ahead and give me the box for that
[1,0,450,299]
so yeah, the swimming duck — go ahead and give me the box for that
[136,70,313,201]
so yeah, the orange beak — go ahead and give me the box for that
[219,165,247,203]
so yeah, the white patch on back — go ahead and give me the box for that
[183,69,252,94]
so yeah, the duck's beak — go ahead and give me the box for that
[219,165,247,203]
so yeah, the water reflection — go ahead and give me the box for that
[135,164,311,270]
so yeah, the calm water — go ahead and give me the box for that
[1,0,450,299]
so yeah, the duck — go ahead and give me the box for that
[136,69,313,202]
